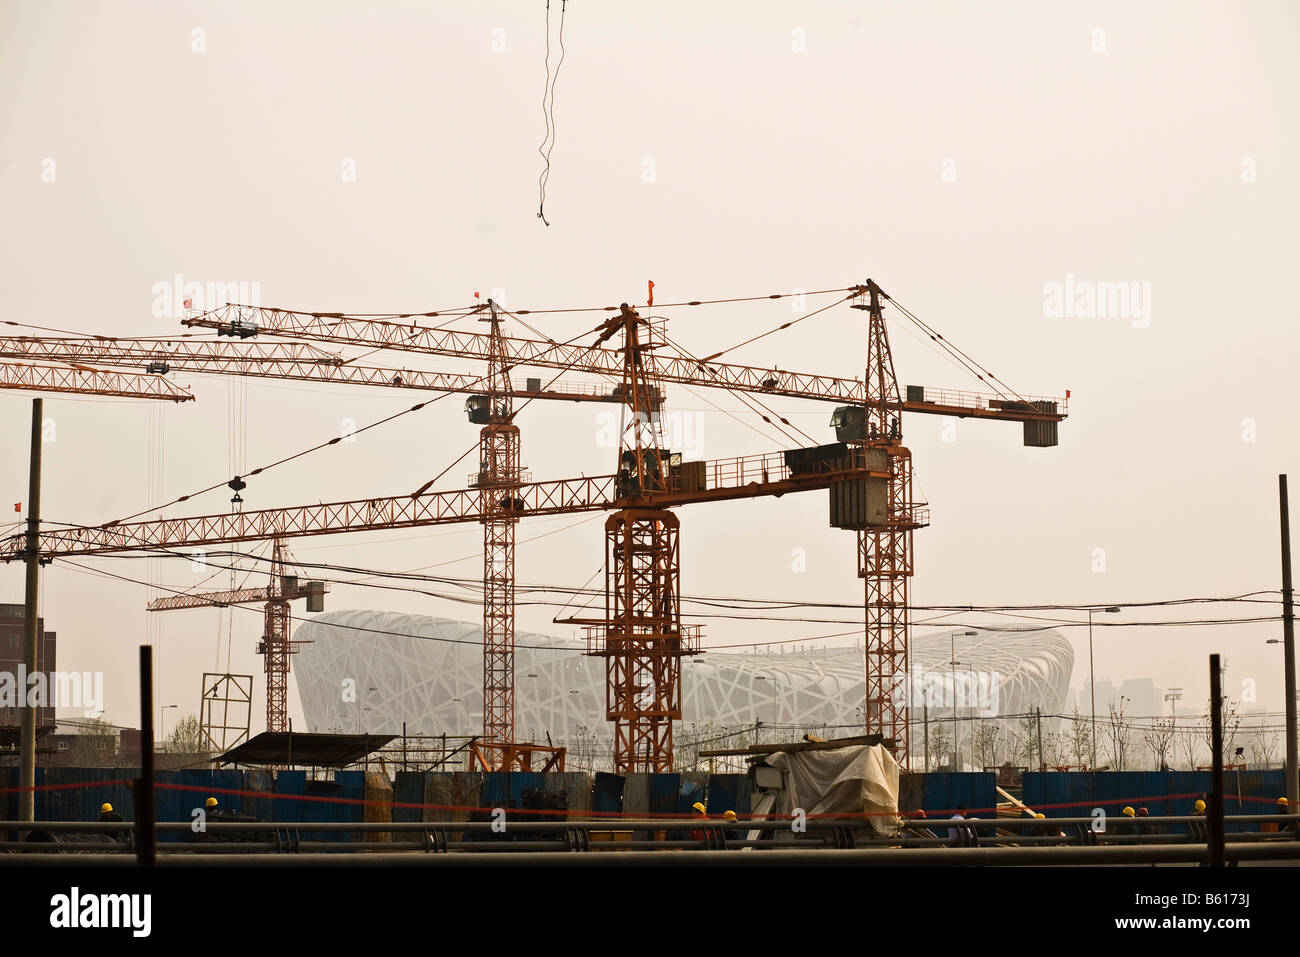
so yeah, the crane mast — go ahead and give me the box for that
[854,281,919,764]
[581,304,699,772]
[467,300,537,768]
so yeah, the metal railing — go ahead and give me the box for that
[905,386,1067,415]
[2,814,1297,862]
[583,623,704,656]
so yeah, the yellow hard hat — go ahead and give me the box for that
[1278,797,1289,807]
[691,802,706,815]
[723,810,738,821]
[100,803,113,814]
[1122,806,1135,817]
[1034,813,1045,819]
[205,797,218,808]
[1193,799,1206,812]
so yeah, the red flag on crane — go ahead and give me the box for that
[183,298,193,309]
[647,280,654,308]
[13,503,20,513]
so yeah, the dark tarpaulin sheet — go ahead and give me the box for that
[219,731,394,768]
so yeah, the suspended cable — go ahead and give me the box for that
[535,0,568,226]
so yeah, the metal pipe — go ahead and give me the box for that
[1,812,1295,834]
[8,842,1300,868]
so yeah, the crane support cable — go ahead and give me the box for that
[244,287,856,322]
[693,293,855,363]
[880,290,1030,403]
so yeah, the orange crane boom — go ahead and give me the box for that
[178,304,1066,425]
[0,336,643,406]
[0,360,193,402]
[1,448,886,559]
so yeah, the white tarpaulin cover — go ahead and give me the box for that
[764,744,900,835]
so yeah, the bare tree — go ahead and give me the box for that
[1067,706,1091,768]
[1247,725,1281,768]
[972,720,1004,769]
[1142,717,1176,771]
[1200,696,1244,766]
[1043,730,1070,768]
[1176,720,1204,770]
[1102,698,1132,770]
[1014,712,1040,767]
[571,722,601,774]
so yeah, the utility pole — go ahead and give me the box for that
[18,398,42,824]
[1208,653,1225,868]
[1087,606,1121,769]
[949,630,975,772]
[1277,475,1298,808]
[1036,706,1045,773]
[923,701,930,772]
[1164,688,1182,769]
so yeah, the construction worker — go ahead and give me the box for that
[1117,805,1137,838]
[99,802,123,823]
[1263,796,1286,835]
[1136,806,1156,836]
[204,796,225,821]
[947,805,973,846]
[689,801,708,844]
[1187,798,1208,845]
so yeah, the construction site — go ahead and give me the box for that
[0,283,1294,867]
[2,1,1297,941]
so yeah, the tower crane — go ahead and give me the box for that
[177,288,1064,769]
[4,281,1066,771]
[146,535,326,733]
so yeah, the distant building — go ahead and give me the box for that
[0,603,57,750]
[1075,675,1163,720]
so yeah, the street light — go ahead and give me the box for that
[1088,606,1121,769]
[949,631,976,771]
[161,704,179,745]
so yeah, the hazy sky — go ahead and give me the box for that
[1,1,1296,736]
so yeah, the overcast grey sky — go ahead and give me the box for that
[1,1,1296,735]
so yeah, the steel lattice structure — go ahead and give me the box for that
[292,614,1075,766]
[2,281,1068,771]
[0,360,193,401]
